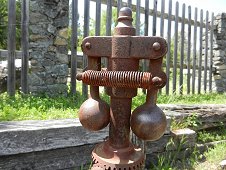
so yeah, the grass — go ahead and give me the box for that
[170,113,202,130]
[197,126,226,144]
[0,92,86,121]
[150,136,200,170]
[195,142,226,170]
[0,88,225,121]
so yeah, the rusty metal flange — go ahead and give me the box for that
[91,140,144,170]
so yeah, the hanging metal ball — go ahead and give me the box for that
[79,98,110,131]
[131,104,167,141]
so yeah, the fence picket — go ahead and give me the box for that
[106,0,112,36]
[127,0,132,8]
[159,0,165,94]
[7,0,16,96]
[187,6,191,94]
[136,0,140,35]
[83,0,90,98]
[144,0,149,36]
[160,0,165,37]
[179,3,185,95]
[198,9,203,94]
[166,0,172,95]
[209,12,214,92]
[95,0,101,36]
[21,0,29,94]
[117,0,122,17]
[70,0,78,95]
[3,0,216,97]
[142,0,149,93]
[173,1,179,94]
[192,8,198,94]
[204,11,209,93]
[152,0,157,36]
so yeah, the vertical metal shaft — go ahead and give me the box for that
[109,97,132,148]
[108,7,137,149]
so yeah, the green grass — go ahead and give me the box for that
[132,92,226,110]
[170,113,202,130]
[195,142,226,170]
[0,87,225,121]
[197,126,226,144]
[0,92,86,121]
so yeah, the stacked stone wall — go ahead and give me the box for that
[213,13,226,92]
[29,0,69,96]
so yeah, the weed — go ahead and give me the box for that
[171,113,202,130]
[197,125,226,143]
[150,136,199,170]
[195,142,226,170]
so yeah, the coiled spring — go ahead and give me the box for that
[76,70,163,89]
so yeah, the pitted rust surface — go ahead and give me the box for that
[81,36,167,59]
[77,7,168,170]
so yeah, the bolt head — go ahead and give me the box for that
[85,42,91,50]
[153,42,161,51]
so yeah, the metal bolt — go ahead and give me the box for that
[153,42,161,51]
[152,76,162,86]
[85,42,91,50]
[76,73,83,81]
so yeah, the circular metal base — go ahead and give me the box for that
[91,140,144,170]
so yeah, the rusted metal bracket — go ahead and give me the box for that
[77,7,168,170]
[82,36,167,59]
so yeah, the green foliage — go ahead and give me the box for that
[150,136,199,170]
[132,93,226,108]
[171,113,202,130]
[195,142,226,170]
[0,0,8,49]
[0,0,21,49]
[0,92,86,121]
[204,142,226,163]
[68,6,142,52]
[197,126,226,143]
[0,90,225,121]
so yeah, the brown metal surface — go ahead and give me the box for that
[92,140,144,169]
[77,7,168,169]
[82,36,167,59]
[77,70,166,89]
[78,57,110,131]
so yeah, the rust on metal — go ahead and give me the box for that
[77,70,166,89]
[77,7,168,169]
[81,36,167,59]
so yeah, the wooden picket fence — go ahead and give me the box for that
[70,0,214,96]
[0,0,215,96]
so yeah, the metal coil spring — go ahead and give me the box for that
[77,70,158,89]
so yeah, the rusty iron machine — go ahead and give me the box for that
[76,7,168,170]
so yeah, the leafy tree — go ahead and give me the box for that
[0,0,21,50]
[68,5,143,52]
[0,0,8,49]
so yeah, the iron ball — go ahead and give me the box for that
[131,104,167,141]
[79,98,110,131]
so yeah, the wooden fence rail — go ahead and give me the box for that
[0,0,215,96]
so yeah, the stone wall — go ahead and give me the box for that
[213,13,226,93]
[29,0,69,96]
